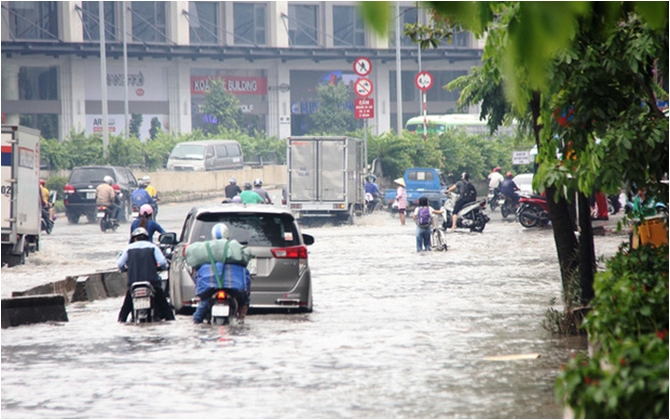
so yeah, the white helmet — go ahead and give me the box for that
[253,178,262,187]
[104,176,114,185]
[229,177,237,184]
[131,227,149,240]
[211,223,229,240]
[141,176,150,183]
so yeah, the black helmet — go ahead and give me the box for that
[461,172,469,181]
[244,182,252,190]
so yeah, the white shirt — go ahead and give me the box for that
[488,172,504,189]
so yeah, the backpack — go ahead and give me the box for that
[416,206,431,228]
[463,181,477,201]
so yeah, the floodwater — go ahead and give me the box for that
[1,199,626,418]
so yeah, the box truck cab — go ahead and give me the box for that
[166,140,243,171]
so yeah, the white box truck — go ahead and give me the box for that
[2,125,42,267]
[286,136,365,224]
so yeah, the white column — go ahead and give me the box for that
[1,64,20,125]
[60,1,83,43]
[267,60,291,139]
[269,1,289,48]
[373,65,391,135]
[168,1,189,45]
[167,61,192,135]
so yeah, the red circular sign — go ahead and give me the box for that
[136,88,145,96]
[354,78,374,98]
[415,71,434,91]
[353,57,372,77]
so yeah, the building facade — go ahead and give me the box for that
[1,1,483,141]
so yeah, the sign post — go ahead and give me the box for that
[415,71,434,140]
[353,57,373,169]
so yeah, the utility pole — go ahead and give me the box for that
[99,1,109,157]
[395,2,403,134]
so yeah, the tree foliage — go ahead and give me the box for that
[203,79,243,133]
[309,83,360,134]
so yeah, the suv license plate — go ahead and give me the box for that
[133,298,151,310]
[212,304,230,317]
[86,192,96,199]
[247,258,257,275]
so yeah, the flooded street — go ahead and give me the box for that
[1,199,626,418]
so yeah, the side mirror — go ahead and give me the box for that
[159,232,177,245]
[302,233,315,246]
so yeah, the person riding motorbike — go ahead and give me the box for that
[252,178,273,204]
[39,179,55,223]
[130,204,165,243]
[487,167,504,196]
[117,227,175,323]
[364,175,383,212]
[131,181,156,215]
[188,223,252,324]
[225,177,242,199]
[96,175,121,224]
[446,172,477,232]
[240,182,264,204]
[499,172,521,207]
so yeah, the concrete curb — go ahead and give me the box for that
[3,269,127,329]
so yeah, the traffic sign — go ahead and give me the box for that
[415,71,434,91]
[354,98,374,119]
[354,77,373,97]
[353,57,372,77]
[513,151,531,165]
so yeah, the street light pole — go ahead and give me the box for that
[99,1,109,157]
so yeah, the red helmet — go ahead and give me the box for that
[39,179,45,186]
[494,167,502,172]
[506,171,513,178]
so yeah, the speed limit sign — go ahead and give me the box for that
[415,71,434,91]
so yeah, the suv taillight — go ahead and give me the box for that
[271,245,308,259]
[64,184,75,194]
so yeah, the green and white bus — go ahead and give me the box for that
[405,114,515,136]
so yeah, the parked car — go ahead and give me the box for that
[165,204,315,314]
[63,166,138,224]
[513,173,535,197]
[166,140,243,171]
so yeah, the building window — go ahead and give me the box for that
[81,2,117,41]
[389,6,418,47]
[288,4,318,46]
[188,2,219,44]
[8,1,58,40]
[131,1,167,43]
[19,115,59,141]
[233,3,266,46]
[333,5,365,47]
[19,67,59,101]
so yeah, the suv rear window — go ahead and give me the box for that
[70,168,113,184]
[191,212,300,247]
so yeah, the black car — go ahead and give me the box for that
[64,166,138,224]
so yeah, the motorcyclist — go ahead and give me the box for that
[240,182,264,204]
[39,179,54,222]
[487,167,504,196]
[446,172,477,232]
[252,178,273,204]
[225,177,242,199]
[130,204,165,243]
[96,175,121,224]
[187,223,252,324]
[499,171,521,207]
[140,176,159,216]
[131,181,155,215]
[117,227,175,323]
[364,175,383,212]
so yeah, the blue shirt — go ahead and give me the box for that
[365,182,382,197]
[130,218,166,242]
[131,188,154,208]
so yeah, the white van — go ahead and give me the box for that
[166,140,244,171]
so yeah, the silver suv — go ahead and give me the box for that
[167,204,314,314]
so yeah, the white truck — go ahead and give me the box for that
[286,136,365,224]
[2,125,42,267]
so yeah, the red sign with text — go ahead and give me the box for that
[191,76,268,95]
[354,98,374,119]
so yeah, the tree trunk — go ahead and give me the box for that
[577,192,595,304]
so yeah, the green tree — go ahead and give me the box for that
[309,83,359,134]
[129,113,142,139]
[203,79,243,134]
[149,117,162,140]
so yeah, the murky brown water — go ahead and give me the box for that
[1,201,625,418]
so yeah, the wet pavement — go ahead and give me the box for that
[1,200,627,418]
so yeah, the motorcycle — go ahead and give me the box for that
[364,193,384,214]
[500,193,518,219]
[430,213,448,251]
[443,193,490,232]
[205,288,239,325]
[41,191,57,234]
[517,194,550,228]
[130,281,157,323]
[97,205,119,232]
[487,188,502,211]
